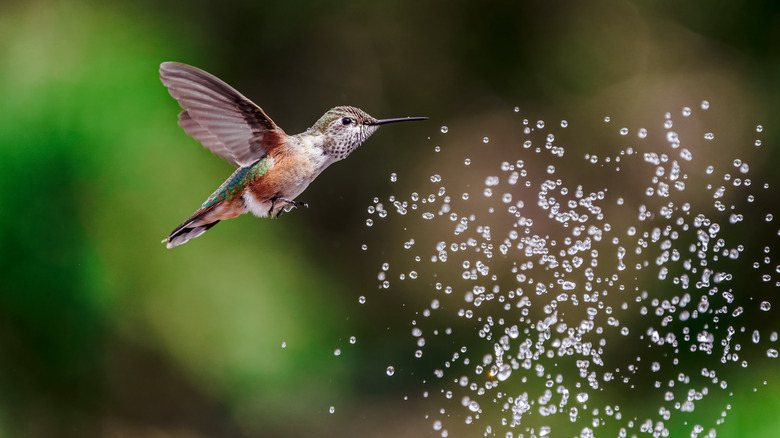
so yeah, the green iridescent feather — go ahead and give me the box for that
[201,158,271,209]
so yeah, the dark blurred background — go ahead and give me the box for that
[0,0,779,436]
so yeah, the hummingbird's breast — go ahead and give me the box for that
[243,135,333,217]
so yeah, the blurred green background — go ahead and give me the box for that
[1,0,779,436]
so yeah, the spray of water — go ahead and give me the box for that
[358,102,776,437]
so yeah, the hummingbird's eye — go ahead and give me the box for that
[341,117,353,125]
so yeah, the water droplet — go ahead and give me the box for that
[483,137,490,144]
[430,174,442,183]
[386,366,395,376]
[760,301,771,311]
[390,173,398,182]
[768,349,778,359]
[440,126,449,133]
[561,120,568,128]
[464,158,471,166]
[604,116,611,122]
[513,107,520,113]
[638,128,648,139]
[536,120,545,129]
[334,348,341,356]
[701,100,710,110]
[281,341,287,348]
[350,336,357,344]
[704,132,714,140]
[365,218,373,227]
[682,107,692,116]
[619,128,628,135]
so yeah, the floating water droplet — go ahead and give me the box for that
[386,366,395,376]
[619,128,628,135]
[701,100,710,110]
[768,349,778,359]
[334,348,341,356]
[281,341,287,348]
[329,406,335,414]
[561,120,568,128]
[638,128,648,139]
[483,137,490,144]
[537,120,545,129]
[682,107,692,116]
[760,301,771,311]
[350,336,357,344]
[440,126,448,133]
[390,173,398,182]
[704,132,714,140]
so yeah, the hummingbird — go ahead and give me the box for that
[159,62,427,248]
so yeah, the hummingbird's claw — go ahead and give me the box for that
[269,197,308,217]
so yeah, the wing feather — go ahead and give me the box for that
[160,62,286,167]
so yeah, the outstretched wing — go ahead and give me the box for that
[160,62,286,167]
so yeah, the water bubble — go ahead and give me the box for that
[701,100,710,110]
[682,107,692,116]
[430,174,442,183]
[464,158,471,166]
[329,406,335,414]
[619,128,628,136]
[440,126,449,133]
[350,336,357,344]
[768,349,778,359]
[334,348,341,356]
[638,128,648,139]
[390,173,398,182]
[358,295,366,304]
[537,120,545,129]
[483,137,490,144]
[386,366,395,376]
[760,301,771,311]
[561,120,569,128]
[282,341,287,348]
[704,132,714,140]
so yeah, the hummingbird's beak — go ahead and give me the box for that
[366,116,429,126]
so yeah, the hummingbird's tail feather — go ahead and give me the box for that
[162,204,222,248]
[163,219,221,249]
[162,198,246,248]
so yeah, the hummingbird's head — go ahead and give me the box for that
[311,106,428,161]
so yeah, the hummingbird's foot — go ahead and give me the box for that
[269,197,308,217]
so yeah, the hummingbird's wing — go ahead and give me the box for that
[160,62,286,168]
